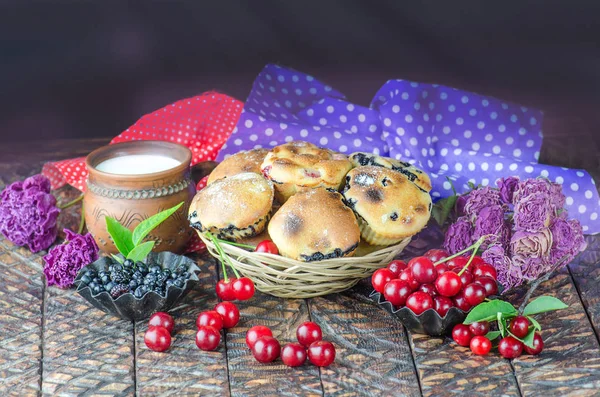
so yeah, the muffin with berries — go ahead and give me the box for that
[207,148,270,185]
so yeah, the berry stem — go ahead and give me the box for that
[207,232,241,279]
[457,236,487,276]
[58,194,84,210]
[77,203,86,234]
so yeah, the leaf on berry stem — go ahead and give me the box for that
[522,296,568,316]
[432,195,458,227]
[105,216,134,256]
[527,316,542,331]
[126,241,155,262]
[509,328,536,349]
[463,300,518,324]
[132,202,183,246]
[111,254,124,264]
[485,330,501,341]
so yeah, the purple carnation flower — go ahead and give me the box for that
[482,244,518,290]
[0,175,60,252]
[473,205,510,248]
[496,176,519,204]
[513,192,552,231]
[43,229,99,288]
[463,187,502,217]
[513,178,565,212]
[455,194,469,217]
[510,228,553,258]
[443,216,474,254]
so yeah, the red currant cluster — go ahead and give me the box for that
[452,316,544,357]
[371,248,499,316]
[245,321,336,367]
[144,312,175,352]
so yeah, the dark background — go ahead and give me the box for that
[1,0,600,167]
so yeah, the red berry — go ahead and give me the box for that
[452,269,473,287]
[383,279,412,306]
[469,256,486,267]
[399,268,421,290]
[498,336,523,359]
[232,277,255,300]
[246,325,273,349]
[196,311,224,331]
[433,296,454,317]
[463,283,486,306]
[281,342,307,367]
[470,336,492,355]
[252,336,281,363]
[474,276,499,296]
[434,263,449,277]
[196,325,221,351]
[387,260,407,277]
[424,248,449,263]
[435,272,462,297]
[508,316,530,339]
[473,264,497,280]
[148,312,174,334]
[452,324,473,347]
[524,333,544,355]
[255,240,279,254]
[214,301,240,329]
[216,279,237,301]
[447,256,469,271]
[406,291,434,315]
[296,321,323,347]
[144,326,171,352]
[410,257,437,284]
[307,341,336,367]
[452,290,473,312]
[372,268,394,294]
[418,283,437,297]
[469,321,490,336]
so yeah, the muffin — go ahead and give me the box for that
[261,141,353,202]
[342,166,432,245]
[268,188,360,261]
[348,152,432,193]
[207,148,269,185]
[188,172,274,240]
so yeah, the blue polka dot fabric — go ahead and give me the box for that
[218,64,600,234]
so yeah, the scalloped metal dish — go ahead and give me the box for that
[369,290,468,336]
[74,252,201,321]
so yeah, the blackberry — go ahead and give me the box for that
[111,264,123,272]
[149,265,162,274]
[111,271,127,284]
[110,284,130,299]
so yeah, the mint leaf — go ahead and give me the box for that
[464,300,518,324]
[126,241,155,262]
[527,316,541,331]
[485,330,501,341]
[432,195,458,227]
[132,202,184,246]
[111,254,124,264]
[523,296,568,316]
[105,216,134,256]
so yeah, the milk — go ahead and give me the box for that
[96,154,181,175]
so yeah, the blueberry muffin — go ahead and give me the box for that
[268,188,360,261]
[342,166,432,245]
[207,148,270,185]
[261,141,353,202]
[188,172,274,240]
[348,152,432,193]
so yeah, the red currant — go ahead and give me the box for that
[433,296,454,317]
[435,272,462,297]
[144,326,172,352]
[406,291,434,315]
[424,248,449,263]
[255,240,279,254]
[297,321,323,347]
[452,290,473,312]
[246,325,273,349]
[196,311,224,331]
[196,325,221,351]
[252,336,281,363]
[372,268,394,294]
[524,333,544,355]
[474,276,499,296]
[473,264,497,280]
[498,336,523,359]
[216,279,237,301]
[307,341,336,367]
[281,342,307,367]
[214,301,240,329]
[470,336,492,355]
[463,283,486,306]
[410,257,437,284]
[469,321,490,336]
[387,260,407,277]
[399,268,421,290]
[452,324,473,347]
[383,280,412,306]
[418,283,437,297]
[232,277,255,300]
[434,263,449,277]
[148,312,174,334]
[508,316,530,339]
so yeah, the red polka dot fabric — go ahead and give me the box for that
[42,91,243,252]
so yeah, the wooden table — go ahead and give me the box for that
[1,135,600,397]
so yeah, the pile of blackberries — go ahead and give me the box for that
[79,259,191,299]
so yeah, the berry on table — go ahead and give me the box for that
[470,336,492,355]
[216,279,237,301]
[246,325,273,349]
[371,268,394,294]
[196,311,224,331]
[383,279,412,306]
[433,296,453,317]
[281,342,307,367]
[435,272,462,297]
[468,321,489,336]
[255,240,279,255]
[148,312,175,334]
[144,326,172,352]
[524,333,544,355]
[214,302,240,329]
[232,277,255,301]
[252,336,281,363]
[387,260,407,277]
[498,336,523,359]
[452,324,473,347]
[196,325,221,351]
[297,321,323,347]
[307,341,336,367]
[508,316,530,339]
[110,284,129,299]
[409,257,437,284]
[406,291,434,315]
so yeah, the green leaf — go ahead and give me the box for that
[523,296,568,316]
[105,216,134,256]
[132,202,183,246]
[527,316,542,331]
[498,312,507,337]
[464,300,518,324]
[111,254,124,264]
[446,176,457,195]
[432,195,458,227]
[485,330,501,341]
[126,241,155,262]
[522,329,536,349]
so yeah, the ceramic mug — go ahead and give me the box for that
[84,140,216,255]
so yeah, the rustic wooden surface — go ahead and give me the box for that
[1,129,600,396]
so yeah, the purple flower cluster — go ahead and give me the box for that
[443,177,587,291]
[0,175,60,252]
[43,229,99,288]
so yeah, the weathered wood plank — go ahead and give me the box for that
[134,255,231,396]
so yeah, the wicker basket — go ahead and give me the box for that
[199,234,412,298]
